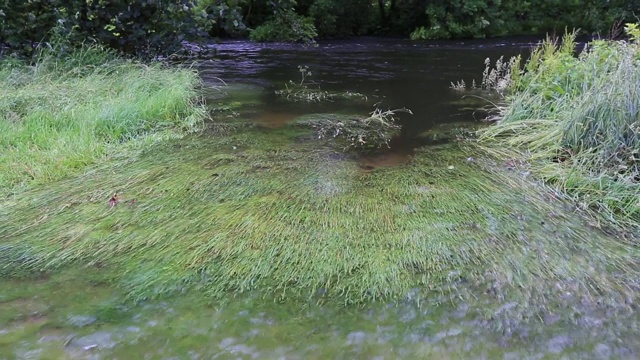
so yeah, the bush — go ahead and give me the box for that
[411,0,493,39]
[308,0,374,37]
[410,0,640,40]
[0,0,202,58]
[250,8,317,43]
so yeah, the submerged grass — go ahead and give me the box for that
[479,31,640,228]
[0,123,637,313]
[293,108,409,149]
[0,45,207,192]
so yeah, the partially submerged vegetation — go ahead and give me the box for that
[0,44,207,192]
[275,66,367,103]
[479,27,640,228]
[276,65,401,149]
[1,122,637,318]
[294,108,409,149]
[0,28,638,347]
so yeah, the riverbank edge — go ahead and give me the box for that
[0,44,208,194]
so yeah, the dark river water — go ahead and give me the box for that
[197,37,534,135]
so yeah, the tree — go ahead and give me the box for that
[1,0,203,58]
[193,0,249,37]
[410,0,496,39]
[306,0,373,37]
[249,0,317,43]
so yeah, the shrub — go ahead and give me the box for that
[0,0,202,58]
[250,8,317,43]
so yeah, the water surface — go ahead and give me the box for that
[199,37,533,133]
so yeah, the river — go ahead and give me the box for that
[198,37,530,131]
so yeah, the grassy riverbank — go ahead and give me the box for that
[480,29,640,229]
[0,45,206,193]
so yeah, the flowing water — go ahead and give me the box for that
[2,38,638,359]
[198,38,529,168]
[200,37,529,131]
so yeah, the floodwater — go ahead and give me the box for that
[197,37,530,167]
[2,38,638,359]
[199,37,530,131]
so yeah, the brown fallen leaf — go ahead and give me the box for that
[109,193,120,208]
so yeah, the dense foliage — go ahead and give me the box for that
[411,0,640,39]
[249,0,317,43]
[2,0,639,55]
[0,0,204,58]
[197,0,640,40]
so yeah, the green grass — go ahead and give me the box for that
[0,45,207,193]
[1,123,636,311]
[479,32,640,228]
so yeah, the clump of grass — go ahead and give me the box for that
[0,44,207,192]
[480,55,521,92]
[293,108,410,149]
[0,125,637,315]
[480,29,640,228]
[275,65,368,102]
[449,79,469,91]
[450,55,520,92]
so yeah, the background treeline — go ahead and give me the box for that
[1,0,639,57]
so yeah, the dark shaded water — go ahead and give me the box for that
[197,37,534,136]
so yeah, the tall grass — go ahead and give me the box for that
[0,44,206,192]
[480,30,640,228]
